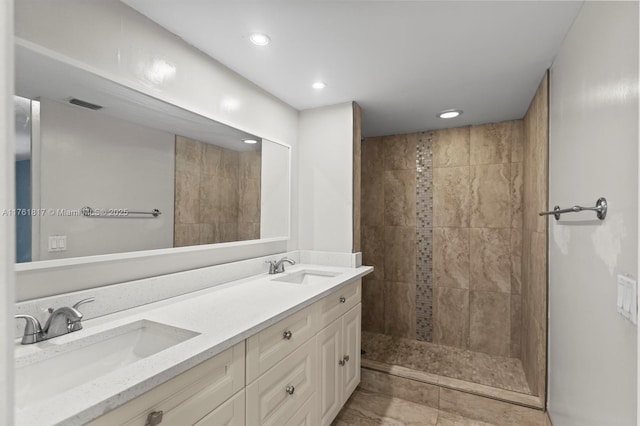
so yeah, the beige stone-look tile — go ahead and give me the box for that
[384,280,416,339]
[198,174,221,223]
[174,223,200,247]
[511,295,522,358]
[432,126,470,168]
[470,163,510,228]
[202,143,223,176]
[222,149,239,179]
[220,176,239,224]
[433,166,470,227]
[439,388,545,426]
[433,287,469,348]
[362,277,385,333]
[384,226,416,283]
[238,149,261,181]
[237,222,260,241]
[511,229,522,294]
[470,122,518,166]
[360,368,440,409]
[199,223,213,245]
[383,133,417,171]
[362,137,385,174]
[510,120,525,163]
[220,221,238,242]
[437,411,496,426]
[470,228,511,293]
[175,136,202,174]
[362,226,385,281]
[361,168,384,228]
[384,169,416,226]
[470,291,510,357]
[433,228,470,289]
[510,162,524,229]
[175,172,200,224]
[238,178,260,224]
[333,389,439,426]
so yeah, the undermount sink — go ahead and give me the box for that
[15,319,198,407]
[271,269,341,285]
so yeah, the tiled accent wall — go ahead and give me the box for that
[174,136,261,247]
[431,121,524,357]
[521,73,548,399]
[361,134,418,338]
[415,133,434,341]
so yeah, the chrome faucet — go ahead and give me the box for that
[14,297,95,345]
[266,257,296,274]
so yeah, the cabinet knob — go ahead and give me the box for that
[344,355,350,363]
[283,330,293,340]
[339,296,346,303]
[145,411,163,426]
[338,358,346,366]
[285,385,295,395]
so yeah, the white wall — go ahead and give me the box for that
[37,98,174,260]
[261,139,291,239]
[548,2,638,425]
[0,1,14,423]
[13,0,299,297]
[298,103,354,252]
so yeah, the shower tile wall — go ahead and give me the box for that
[432,122,524,357]
[174,136,261,246]
[362,121,524,358]
[361,134,417,338]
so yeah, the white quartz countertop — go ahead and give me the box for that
[14,263,372,426]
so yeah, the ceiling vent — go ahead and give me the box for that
[68,98,103,111]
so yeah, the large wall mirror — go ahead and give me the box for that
[14,44,291,264]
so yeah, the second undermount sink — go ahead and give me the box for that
[271,269,341,285]
[15,319,198,407]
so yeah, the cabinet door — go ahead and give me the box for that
[342,304,361,399]
[317,318,343,426]
[284,393,317,426]
[194,390,245,426]
[246,338,317,426]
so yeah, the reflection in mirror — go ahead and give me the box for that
[14,44,291,264]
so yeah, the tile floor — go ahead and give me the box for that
[362,332,530,394]
[333,389,496,426]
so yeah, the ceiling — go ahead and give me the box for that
[123,0,583,137]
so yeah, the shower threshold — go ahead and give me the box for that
[361,331,544,409]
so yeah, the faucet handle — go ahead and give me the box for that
[73,297,95,311]
[15,314,43,344]
[265,260,277,274]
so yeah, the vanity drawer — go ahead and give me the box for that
[246,337,317,426]
[285,393,317,426]
[194,389,245,426]
[89,341,245,426]
[317,279,361,329]
[247,303,318,383]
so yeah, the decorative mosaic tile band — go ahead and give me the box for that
[415,132,433,341]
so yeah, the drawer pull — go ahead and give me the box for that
[145,411,163,426]
[339,296,346,303]
[285,385,295,395]
[283,330,293,340]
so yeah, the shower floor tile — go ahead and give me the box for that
[362,331,531,394]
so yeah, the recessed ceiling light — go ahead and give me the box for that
[249,33,270,46]
[312,81,327,90]
[437,109,463,119]
[243,139,258,144]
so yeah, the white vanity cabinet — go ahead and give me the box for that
[89,279,362,426]
[317,294,362,425]
[89,342,245,426]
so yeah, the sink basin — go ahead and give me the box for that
[15,319,198,407]
[271,269,341,285]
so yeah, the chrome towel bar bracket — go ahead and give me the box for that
[539,197,607,221]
